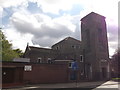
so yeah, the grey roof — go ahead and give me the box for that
[81,12,105,21]
[28,46,51,51]
[52,37,81,47]
[24,37,81,53]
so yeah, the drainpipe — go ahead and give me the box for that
[83,49,86,79]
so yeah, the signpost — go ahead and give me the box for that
[71,61,79,88]
[71,61,79,70]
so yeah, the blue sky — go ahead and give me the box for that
[0,0,119,57]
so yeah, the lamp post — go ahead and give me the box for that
[72,61,78,88]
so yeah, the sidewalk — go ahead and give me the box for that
[93,81,120,89]
[2,81,107,89]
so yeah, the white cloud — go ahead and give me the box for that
[3,28,34,51]
[0,0,82,14]
[79,0,118,33]
[32,0,83,14]
[0,0,28,8]
[1,0,118,57]
[0,6,3,17]
[9,8,79,48]
[0,7,3,27]
[107,19,118,56]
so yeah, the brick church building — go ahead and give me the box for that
[2,12,111,87]
[23,12,110,80]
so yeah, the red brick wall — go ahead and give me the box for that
[23,64,69,84]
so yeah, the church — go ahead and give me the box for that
[2,12,111,87]
[23,12,110,80]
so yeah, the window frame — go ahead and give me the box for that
[47,58,52,64]
[80,55,83,62]
[38,57,42,63]
[68,62,72,68]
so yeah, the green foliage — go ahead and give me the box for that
[112,78,120,80]
[0,29,2,61]
[13,49,23,57]
[111,48,120,77]
[112,48,120,61]
[0,29,23,61]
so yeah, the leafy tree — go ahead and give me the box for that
[0,30,23,61]
[112,49,120,66]
[111,48,120,77]
[13,48,23,57]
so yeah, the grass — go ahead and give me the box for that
[112,78,120,81]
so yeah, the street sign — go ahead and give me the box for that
[71,61,79,70]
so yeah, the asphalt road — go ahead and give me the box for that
[2,80,120,90]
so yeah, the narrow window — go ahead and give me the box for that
[98,28,104,51]
[72,45,76,49]
[38,57,42,63]
[85,29,91,52]
[56,46,59,50]
[68,62,72,68]
[98,28,103,43]
[80,55,83,62]
[47,58,51,64]
[72,45,74,48]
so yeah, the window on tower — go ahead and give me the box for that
[85,29,91,53]
[98,28,105,51]
[98,28,103,43]
[80,55,83,62]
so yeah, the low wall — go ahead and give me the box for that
[2,62,69,88]
[23,63,69,84]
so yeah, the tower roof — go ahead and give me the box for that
[81,12,105,21]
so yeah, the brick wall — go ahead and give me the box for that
[23,63,69,84]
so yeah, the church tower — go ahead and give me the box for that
[81,12,110,80]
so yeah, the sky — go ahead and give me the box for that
[0,0,119,57]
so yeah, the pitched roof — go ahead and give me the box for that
[24,37,81,53]
[23,45,52,55]
[81,12,105,21]
[28,46,51,51]
[52,37,81,47]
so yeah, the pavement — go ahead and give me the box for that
[93,81,120,90]
[2,80,120,90]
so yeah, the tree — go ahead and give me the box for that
[13,49,23,57]
[111,48,120,78]
[0,30,23,61]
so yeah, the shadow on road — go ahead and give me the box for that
[20,81,108,90]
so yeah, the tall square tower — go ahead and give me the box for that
[81,12,110,80]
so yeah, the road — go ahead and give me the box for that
[2,80,120,90]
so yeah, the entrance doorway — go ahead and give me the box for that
[101,67,107,79]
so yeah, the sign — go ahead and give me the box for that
[24,65,32,71]
[71,61,79,70]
